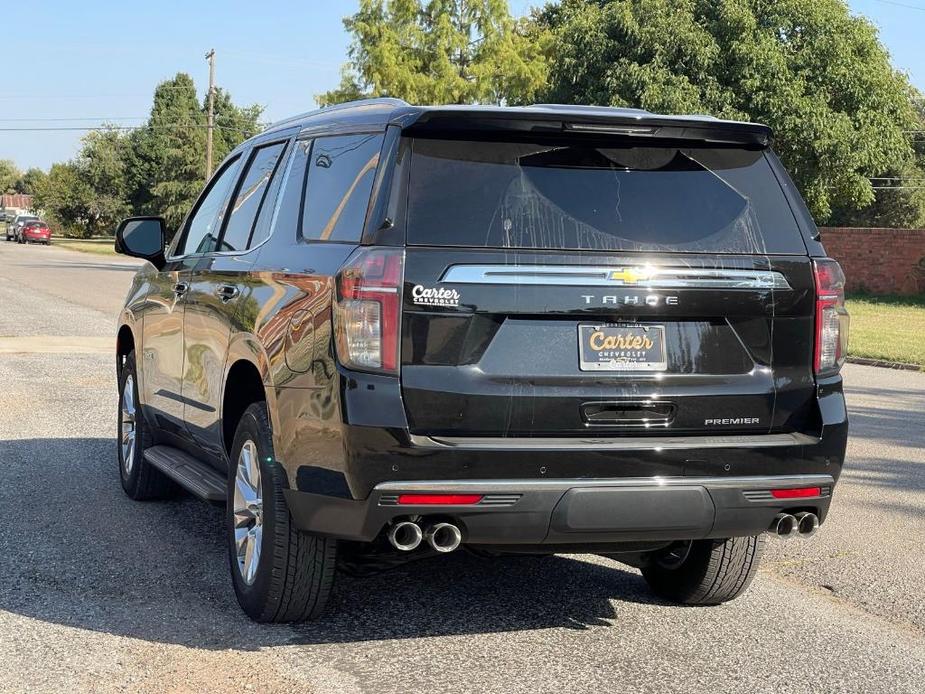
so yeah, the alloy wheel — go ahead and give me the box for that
[233,440,263,585]
[120,375,137,474]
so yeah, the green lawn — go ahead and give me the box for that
[51,236,118,256]
[846,295,925,367]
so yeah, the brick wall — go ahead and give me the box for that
[819,227,925,295]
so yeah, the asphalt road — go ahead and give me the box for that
[0,240,923,693]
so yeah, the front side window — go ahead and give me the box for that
[220,142,287,252]
[176,156,241,256]
[301,133,383,242]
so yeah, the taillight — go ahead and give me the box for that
[812,258,849,376]
[334,247,404,373]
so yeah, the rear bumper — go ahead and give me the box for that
[285,473,835,545]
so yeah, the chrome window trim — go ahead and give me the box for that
[440,265,792,290]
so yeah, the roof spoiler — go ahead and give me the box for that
[391,105,772,147]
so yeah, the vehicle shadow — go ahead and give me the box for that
[842,456,925,493]
[0,437,658,650]
[846,383,925,433]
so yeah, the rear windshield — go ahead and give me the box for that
[405,138,806,254]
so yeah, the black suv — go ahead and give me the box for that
[115,99,848,621]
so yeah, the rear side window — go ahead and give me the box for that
[406,139,806,254]
[220,141,287,252]
[301,133,383,242]
[266,138,311,241]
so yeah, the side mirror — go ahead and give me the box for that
[115,216,166,269]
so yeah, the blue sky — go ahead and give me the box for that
[2,0,922,171]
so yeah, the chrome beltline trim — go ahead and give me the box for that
[409,432,818,451]
[375,474,836,493]
[440,265,792,290]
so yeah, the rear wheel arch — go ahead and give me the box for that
[222,359,268,457]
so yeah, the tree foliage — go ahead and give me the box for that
[0,160,21,194]
[33,162,94,237]
[539,0,925,226]
[319,0,552,106]
[15,168,47,195]
[33,127,130,237]
[30,72,262,237]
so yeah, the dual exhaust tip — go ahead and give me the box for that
[392,513,819,549]
[772,512,819,538]
[387,520,462,553]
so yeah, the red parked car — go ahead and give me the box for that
[18,221,51,245]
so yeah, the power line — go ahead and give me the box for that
[0,86,210,100]
[0,116,147,122]
[0,124,259,133]
[871,0,925,11]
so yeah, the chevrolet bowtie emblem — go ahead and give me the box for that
[609,268,651,284]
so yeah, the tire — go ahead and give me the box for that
[641,535,766,605]
[117,350,174,499]
[226,402,337,622]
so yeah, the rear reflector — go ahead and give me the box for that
[397,494,483,505]
[770,487,822,499]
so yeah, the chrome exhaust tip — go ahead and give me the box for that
[387,521,423,551]
[425,522,462,553]
[795,512,819,538]
[771,513,798,538]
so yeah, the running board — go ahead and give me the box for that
[143,445,226,502]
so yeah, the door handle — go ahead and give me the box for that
[215,284,240,302]
[173,281,189,297]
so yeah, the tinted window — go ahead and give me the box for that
[220,142,287,252]
[302,133,383,242]
[266,138,311,242]
[406,139,806,254]
[177,156,241,256]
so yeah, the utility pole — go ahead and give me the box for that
[205,48,216,178]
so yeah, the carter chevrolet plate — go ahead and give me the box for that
[578,324,667,371]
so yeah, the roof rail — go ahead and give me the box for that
[266,97,411,131]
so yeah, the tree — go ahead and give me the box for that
[76,128,131,234]
[0,160,21,194]
[209,87,264,164]
[123,74,263,234]
[539,0,924,226]
[14,168,47,196]
[131,73,208,231]
[33,162,95,237]
[319,0,552,107]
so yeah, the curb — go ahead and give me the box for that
[846,356,923,372]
